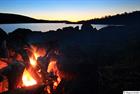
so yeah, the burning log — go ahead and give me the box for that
[0,60,25,90]
[37,57,49,83]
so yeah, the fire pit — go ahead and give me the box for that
[0,44,63,94]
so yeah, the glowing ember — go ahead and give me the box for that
[16,53,23,62]
[47,60,58,73]
[46,86,51,94]
[0,60,8,69]
[22,68,37,87]
[0,79,8,93]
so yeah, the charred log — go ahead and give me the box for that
[1,60,25,90]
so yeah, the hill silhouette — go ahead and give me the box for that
[75,11,140,25]
[0,11,140,25]
[0,13,70,24]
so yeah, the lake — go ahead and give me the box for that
[0,23,108,33]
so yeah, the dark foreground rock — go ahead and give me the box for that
[81,22,97,32]
[0,28,7,58]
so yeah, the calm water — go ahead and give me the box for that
[0,23,108,33]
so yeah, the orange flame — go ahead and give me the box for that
[28,45,46,67]
[47,60,61,89]
[22,68,37,87]
[29,55,37,67]
[46,86,51,94]
[30,45,46,59]
[0,60,8,69]
[22,45,46,87]
[16,53,24,62]
[22,45,62,94]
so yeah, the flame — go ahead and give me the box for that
[0,44,63,94]
[22,45,46,87]
[0,60,8,69]
[16,53,23,62]
[28,45,46,67]
[47,60,61,89]
[46,86,51,94]
[29,55,37,67]
[22,68,37,87]
[47,60,57,73]
[0,79,8,93]
[30,45,46,59]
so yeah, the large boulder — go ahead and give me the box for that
[7,28,32,50]
[81,23,97,32]
[62,26,76,32]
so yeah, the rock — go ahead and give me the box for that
[74,26,80,31]
[8,28,32,41]
[0,28,7,42]
[56,28,63,32]
[57,26,80,32]
[62,26,75,32]
[81,23,97,32]
[7,28,32,51]
[0,28,8,58]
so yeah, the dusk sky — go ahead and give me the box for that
[0,0,140,21]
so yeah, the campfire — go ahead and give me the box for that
[0,44,63,94]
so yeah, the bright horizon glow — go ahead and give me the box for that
[32,12,104,22]
[0,0,140,21]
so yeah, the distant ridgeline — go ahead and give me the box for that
[0,13,69,24]
[0,13,39,23]
[0,11,140,25]
[76,11,140,25]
